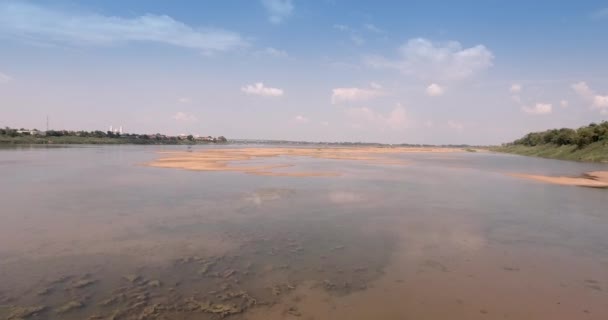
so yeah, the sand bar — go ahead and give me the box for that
[510,171,608,188]
[145,147,464,176]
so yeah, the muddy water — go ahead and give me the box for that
[1,145,608,319]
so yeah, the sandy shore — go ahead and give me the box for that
[145,147,464,176]
[509,171,608,188]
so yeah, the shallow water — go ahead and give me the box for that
[1,145,607,319]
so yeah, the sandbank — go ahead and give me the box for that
[145,146,463,176]
[509,171,608,188]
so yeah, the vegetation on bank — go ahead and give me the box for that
[0,127,228,145]
[492,121,608,162]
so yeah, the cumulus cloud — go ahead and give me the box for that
[571,81,608,113]
[0,2,248,53]
[331,84,384,104]
[261,0,294,24]
[560,100,569,108]
[522,103,552,115]
[241,82,284,97]
[345,104,407,130]
[0,72,11,83]
[447,120,464,130]
[572,81,593,98]
[594,96,608,108]
[294,115,309,123]
[366,38,494,80]
[178,97,192,103]
[172,112,198,122]
[426,83,444,97]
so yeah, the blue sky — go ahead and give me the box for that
[1,0,607,144]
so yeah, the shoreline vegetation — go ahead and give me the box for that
[491,121,608,163]
[0,127,227,145]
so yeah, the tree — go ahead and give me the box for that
[187,135,194,141]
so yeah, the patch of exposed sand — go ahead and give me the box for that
[145,147,463,176]
[509,171,608,188]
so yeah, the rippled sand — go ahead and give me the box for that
[144,147,463,176]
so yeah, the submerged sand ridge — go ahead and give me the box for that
[509,171,608,188]
[145,147,464,176]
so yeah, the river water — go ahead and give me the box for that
[0,145,607,319]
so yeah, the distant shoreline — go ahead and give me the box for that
[0,136,226,145]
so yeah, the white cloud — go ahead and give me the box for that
[447,120,464,130]
[560,100,569,108]
[369,82,382,89]
[333,24,351,31]
[345,104,407,130]
[241,82,284,97]
[294,115,309,123]
[331,85,384,104]
[258,47,288,58]
[363,23,383,33]
[572,81,594,98]
[509,83,522,93]
[594,95,608,108]
[0,72,11,83]
[510,84,522,103]
[320,121,329,126]
[0,2,247,53]
[178,97,192,103]
[334,24,351,31]
[426,83,444,97]
[366,38,494,80]
[261,0,294,24]
[572,81,608,113]
[522,103,552,115]
[172,112,198,122]
[333,24,368,46]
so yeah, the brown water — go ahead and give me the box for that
[1,145,607,320]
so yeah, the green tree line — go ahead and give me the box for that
[508,121,608,148]
[1,127,227,144]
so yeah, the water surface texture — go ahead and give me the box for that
[1,145,607,320]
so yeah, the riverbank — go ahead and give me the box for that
[0,135,223,145]
[491,141,608,163]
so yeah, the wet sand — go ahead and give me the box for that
[510,171,608,188]
[144,147,463,176]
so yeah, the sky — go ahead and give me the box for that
[1,0,608,145]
